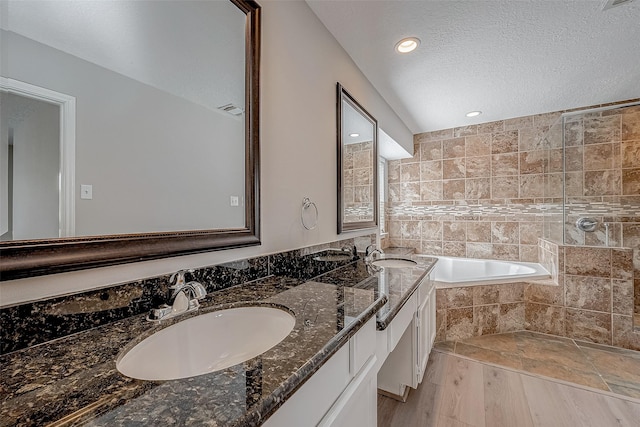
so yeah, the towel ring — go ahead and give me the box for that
[301,197,318,230]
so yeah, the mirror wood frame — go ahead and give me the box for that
[336,83,379,234]
[0,0,261,281]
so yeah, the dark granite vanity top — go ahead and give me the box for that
[1,256,436,427]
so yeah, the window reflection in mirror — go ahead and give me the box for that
[337,83,378,233]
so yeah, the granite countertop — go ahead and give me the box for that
[0,257,437,427]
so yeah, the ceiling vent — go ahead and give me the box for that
[602,0,635,10]
[218,103,243,116]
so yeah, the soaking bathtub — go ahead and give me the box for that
[427,255,550,288]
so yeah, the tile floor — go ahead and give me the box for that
[434,331,640,399]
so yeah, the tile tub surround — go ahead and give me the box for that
[385,100,640,266]
[436,244,639,352]
[1,252,435,425]
[0,235,374,354]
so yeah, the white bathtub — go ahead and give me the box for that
[427,256,550,288]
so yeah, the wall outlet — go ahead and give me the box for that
[230,196,239,206]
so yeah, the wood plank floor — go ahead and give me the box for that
[377,351,640,427]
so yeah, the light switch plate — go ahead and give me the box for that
[81,184,93,200]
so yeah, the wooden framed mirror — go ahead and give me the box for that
[337,83,378,234]
[0,0,261,280]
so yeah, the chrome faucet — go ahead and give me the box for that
[147,269,207,321]
[365,244,384,262]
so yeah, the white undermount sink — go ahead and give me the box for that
[116,306,295,381]
[371,258,417,268]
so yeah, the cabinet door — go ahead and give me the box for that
[320,357,377,427]
[416,289,432,384]
[428,287,437,346]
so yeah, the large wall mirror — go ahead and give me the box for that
[337,83,378,233]
[0,0,261,280]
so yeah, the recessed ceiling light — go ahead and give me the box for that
[395,37,420,54]
[349,133,360,137]
[465,111,482,117]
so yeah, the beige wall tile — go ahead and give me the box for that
[443,137,466,158]
[443,158,466,179]
[492,153,519,176]
[612,279,634,316]
[443,221,466,241]
[465,178,491,199]
[401,162,421,182]
[475,305,499,335]
[473,285,499,305]
[421,180,444,200]
[454,125,478,137]
[519,174,545,198]
[499,282,525,303]
[505,116,533,130]
[465,134,491,157]
[583,170,621,196]
[622,168,640,195]
[492,221,519,244]
[583,143,614,171]
[564,117,584,146]
[400,182,421,201]
[420,160,443,181]
[612,315,640,351]
[525,283,564,306]
[565,246,612,277]
[421,221,443,240]
[466,156,491,178]
[525,303,565,336]
[492,244,520,260]
[499,302,525,333]
[419,140,443,161]
[421,240,443,255]
[440,287,474,308]
[564,275,611,312]
[621,140,640,168]
[565,308,612,345]
[446,307,475,341]
[584,115,621,145]
[466,222,492,243]
[621,110,640,141]
[467,242,493,259]
[478,120,505,134]
[443,179,466,199]
[519,127,547,151]
[612,248,634,280]
[443,241,466,257]
[491,130,519,154]
[491,176,519,198]
[564,146,583,171]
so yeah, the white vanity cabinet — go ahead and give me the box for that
[376,273,436,399]
[263,316,377,427]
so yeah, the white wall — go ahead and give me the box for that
[0,0,412,306]
[3,31,246,235]
[4,93,60,240]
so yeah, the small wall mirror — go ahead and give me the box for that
[337,83,378,233]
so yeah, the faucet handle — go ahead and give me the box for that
[365,244,376,256]
[169,269,193,289]
[186,281,207,300]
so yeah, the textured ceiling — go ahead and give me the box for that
[307,0,640,133]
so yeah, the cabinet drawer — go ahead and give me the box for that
[387,293,416,353]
